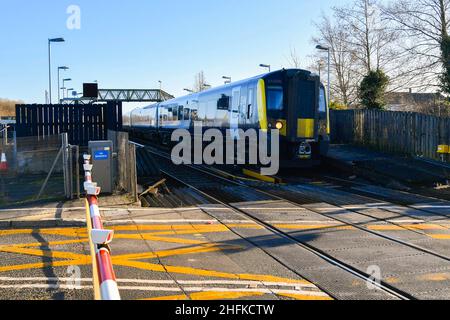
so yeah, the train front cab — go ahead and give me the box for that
[261,69,330,168]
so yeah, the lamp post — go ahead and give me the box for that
[316,45,331,107]
[48,38,65,104]
[66,88,74,99]
[62,78,72,99]
[318,60,325,79]
[57,66,69,104]
[158,80,162,91]
[316,44,331,134]
[259,64,271,72]
[222,76,231,84]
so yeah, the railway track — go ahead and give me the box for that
[133,142,450,299]
[134,144,417,299]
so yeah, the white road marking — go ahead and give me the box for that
[0,277,316,288]
[0,284,328,297]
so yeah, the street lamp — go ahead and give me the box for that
[48,38,65,104]
[222,76,232,84]
[57,66,69,103]
[66,88,74,100]
[62,78,72,99]
[158,80,162,91]
[318,60,325,79]
[316,44,331,134]
[259,64,271,72]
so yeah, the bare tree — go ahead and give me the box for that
[312,14,361,107]
[0,98,23,117]
[286,46,302,69]
[333,0,401,74]
[193,71,208,93]
[382,0,450,93]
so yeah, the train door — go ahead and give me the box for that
[231,87,241,139]
[239,87,248,128]
[246,86,254,127]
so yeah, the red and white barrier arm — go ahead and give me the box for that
[83,154,121,301]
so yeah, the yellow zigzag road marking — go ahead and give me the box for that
[147,291,266,301]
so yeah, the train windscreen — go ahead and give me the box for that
[267,86,284,111]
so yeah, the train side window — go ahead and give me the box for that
[319,87,327,113]
[173,106,178,120]
[178,106,184,120]
[217,94,230,110]
[247,88,254,119]
[184,108,191,120]
[191,109,198,121]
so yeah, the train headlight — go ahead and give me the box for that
[275,121,284,130]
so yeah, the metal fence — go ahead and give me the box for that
[0,133,79,207]
[330,109,450,161]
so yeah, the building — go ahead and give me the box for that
[385,91,445,113]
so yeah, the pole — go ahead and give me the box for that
[327,50,331,135]
[76,145,80,199]
[57,67,60,104]
[48,40,52,104]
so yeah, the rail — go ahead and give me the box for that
[83,154,121,300]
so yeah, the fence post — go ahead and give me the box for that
[128,142,138,202]
[61,133,72,199]
[76,145,80,199]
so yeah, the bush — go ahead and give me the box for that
[330,101,348,110]
[358,70,389,110]
[0,98,23,117]
[440,34,450,95]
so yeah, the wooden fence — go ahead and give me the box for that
[330,109,450,161]
[15,102,122,146]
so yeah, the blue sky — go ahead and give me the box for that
[0,0,349,112]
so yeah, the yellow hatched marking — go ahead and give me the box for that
[418,273,450,281]
[146,294,188,301]
[115,244,242,261]
[114,233,207,245]
[0,225,318,292]
[145,291,266,301]
[430,234,450,240]
[0,259,89,273]
[277,292,334,301]
[114,259,310,285]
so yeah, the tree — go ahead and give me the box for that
[382,0,450,94]
[286,46,302,69]
[358,69,390,109]
[334,0,400,74]
[193,71,208,93]
[312,13,361,107]
[441,30,450,94]
[0,98,23,117]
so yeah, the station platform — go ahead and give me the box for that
[325,145,450,190]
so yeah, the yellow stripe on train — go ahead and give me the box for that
[257,79,268,131]
[298,119,315,138]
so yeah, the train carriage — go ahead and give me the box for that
[124,69,330,168]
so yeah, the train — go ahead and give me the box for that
[124,69,330,168]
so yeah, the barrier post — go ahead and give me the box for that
[83,154,121,300]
